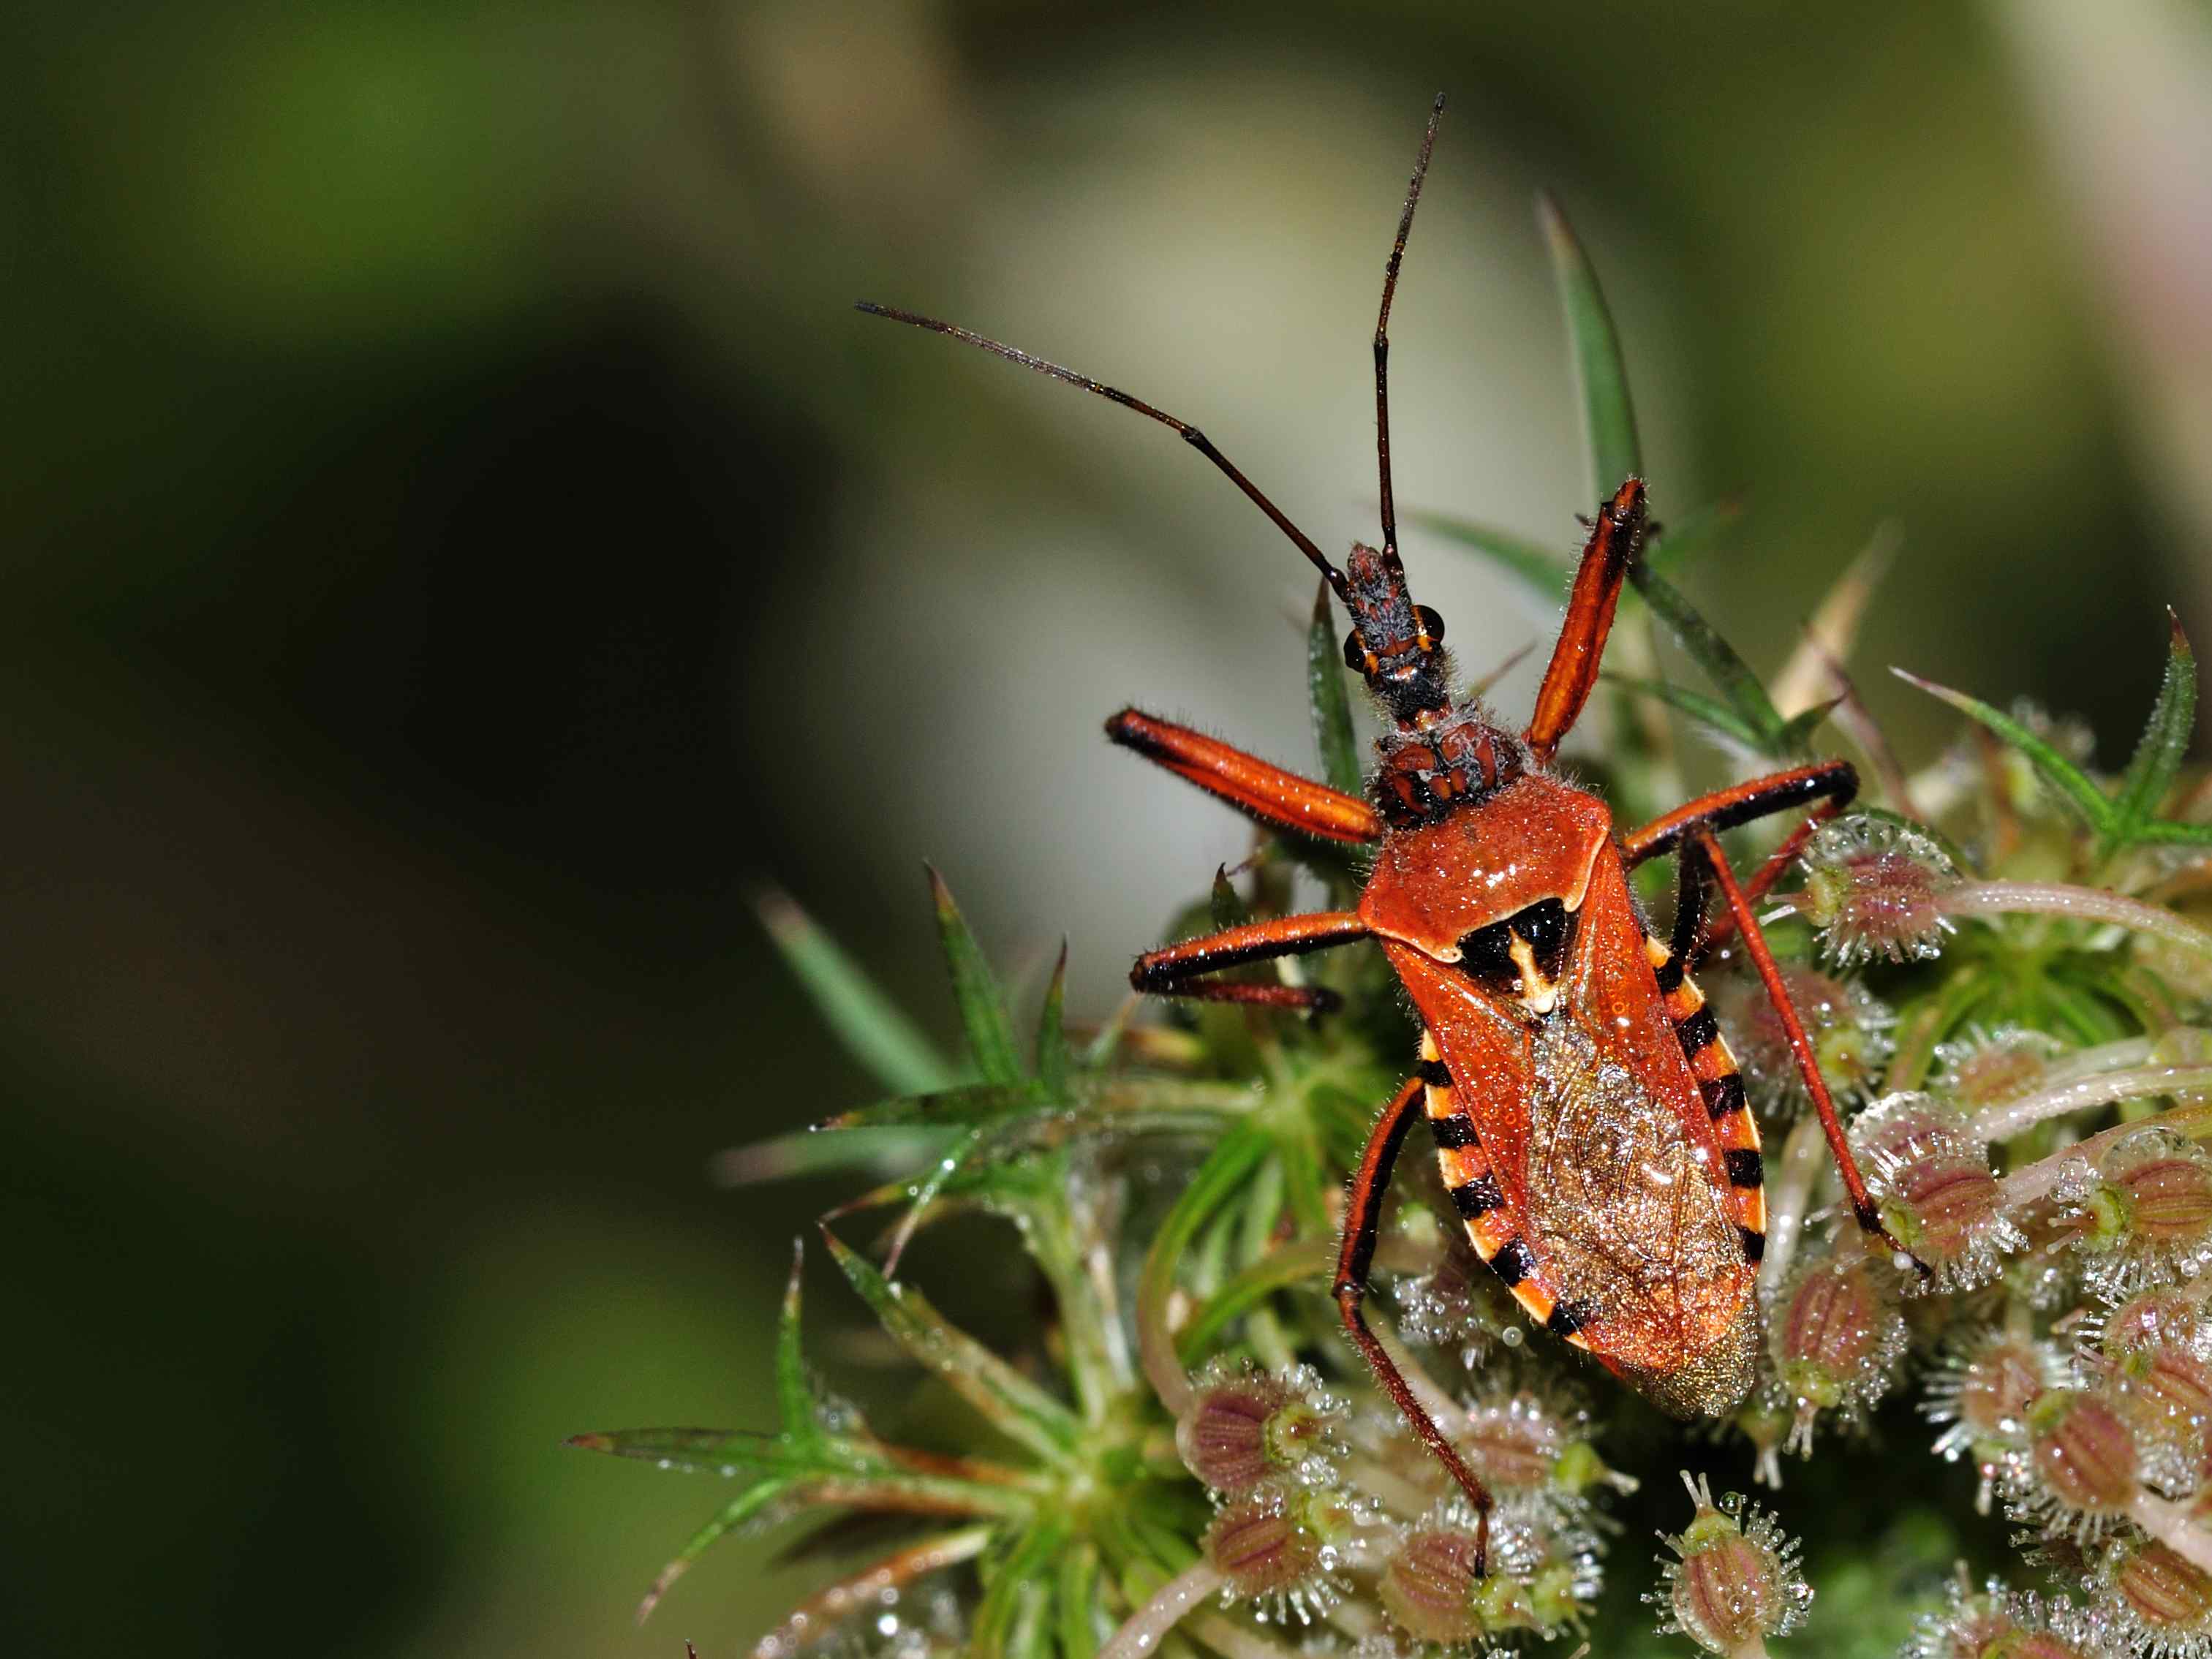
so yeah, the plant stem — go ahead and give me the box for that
[1760,1116,1830,1298]
[1998,1100,2212,1206]
[2133,1492,2212,1574]
[1099,1560,1225,1659]
[1186,1613,1302,1659]
[1971,1065,2212,1144]
[1939,881,2212,959]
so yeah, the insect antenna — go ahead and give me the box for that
[1374,91,1446,577]
[853,301,1354,607]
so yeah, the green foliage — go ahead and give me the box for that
[1896,613,2212,855]
[1306,576,1362,798]
[1540,188,1641,498]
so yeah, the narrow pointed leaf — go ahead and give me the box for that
[1209,866,1251,932]
[1307,576,1362,795]
[1644,495,1744,575]
[823,1229,1082,1461]
[2110,612,2198,846]
[1034,941,1071,1097]
[1539,190,1641,498]
[753,1529,997,1659]
[567,1426,765,1474]
[757,891,954,1095]
[1631,562,1788,752]
[707,1125,954,1187]
[775,1241,816,1443]
[1136,1124,1275,1386]
[1769,522,1900,716]
[1057,1543,1104,1659]
[1403,508,1568,602]
[823,1080,1050,1131]
[973,1524,1070,1659]
[2137,820,2212,847]
[1775,698,1844,755]
[880,1121,991,1274]
[926,865,1024,1086]
[1893,668,2115,831]
[636,1478,795,1624]
[1174,1242,1332,1363]
[1603,673,1768,753]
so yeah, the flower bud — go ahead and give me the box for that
[1452,1389,1626,1513]
[2067,1127,2212,1296]
[1378,1525,1522,1645]
[2101,1537,2212,1655]
[1650,1473,1812,1659]
[1797,816,1958,966]
[2098,1290,2205,1360]
[1926,1330,2061,1512]
[1204,1483,1356,1614]
[1176,1361,1343,1495]
[1935,1027,2065,1112]
[1851,1093,2017,1290]
[1771,1255,1908,1449]
[1906,1580,2099,1659]
[2021,1390,2140,1533]
[1712,965,1892,1116]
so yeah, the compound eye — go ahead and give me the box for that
[1415,605,1446,646]
[1343,630,1370,672]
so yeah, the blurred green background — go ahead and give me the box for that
[10,1,2212,1654]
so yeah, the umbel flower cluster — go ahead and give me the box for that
[572,223,2212,1659]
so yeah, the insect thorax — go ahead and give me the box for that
[1373,701,1525,827]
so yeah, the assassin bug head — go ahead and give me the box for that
[1339,540,1453,722]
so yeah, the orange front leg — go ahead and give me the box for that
[1522,477,1646,763]
[1106,708,1381,844]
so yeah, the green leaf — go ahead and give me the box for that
[2135,820,2212,847]
[926,866,1025,1086]
[2109,612,2199,850]
[878,1121,991,1272]
[582,1428,836,1479]
[1604,673,1770,753]
[758,891,955,1095]
[974,1524,1070,1659]
[635,1478,795,1622]
[1631,562,1789,753]
[823,1079,1051,1131]
[1057,1543,1104,1659]
[1034,941,1070,1097]
[1136,1124,1275,1363]
[1401,508,1567,604]
[1539,190,1641,498]
[707,1124,956,1187]
[1775,698,1843,755]
[1209,866,1251,932]
[825,1075,1254,1134]
[1892,668,2116,832]
[774,1241,817,1443]
[1307,576,1362,795]
[821,1227,1083,1463]
[1644,495,1743,575]
[1174,1242,1331,1364]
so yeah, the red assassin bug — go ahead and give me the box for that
[859,95,1923,1567]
